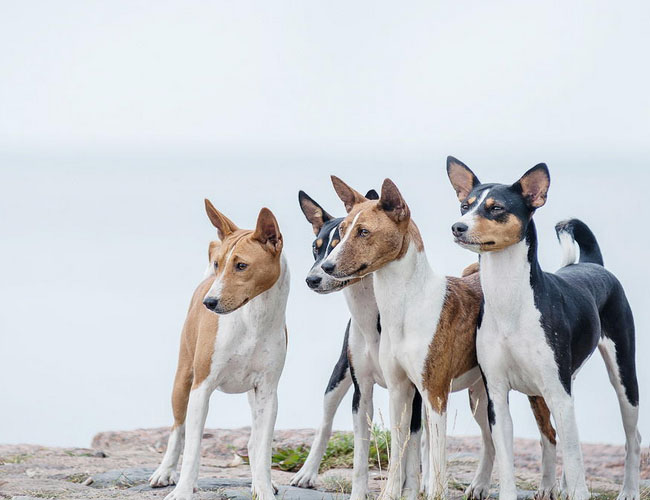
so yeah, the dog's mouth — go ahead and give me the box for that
[313,280,351,294]
[454,236,495,248]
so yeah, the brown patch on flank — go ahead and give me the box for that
[472,213,523,251]
[171,276,219,427]
[422,273,482,413]
[461,262,480,277]
[528,396,557,445]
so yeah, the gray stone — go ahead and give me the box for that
[88,467,349,499]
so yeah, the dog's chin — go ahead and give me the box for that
[454,237,495,254]
[312,280,352,294]
[210,297,249,315]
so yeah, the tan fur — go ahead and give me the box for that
[169,204,283,427]
[518,168,550,208]
[448,158,478,201]
[472,213,523,252]
[422,273,483,412]
[461,261,480,277]
[171,276,219,427]
[528,396,557,445]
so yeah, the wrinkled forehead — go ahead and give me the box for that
[342,200,384,226]
[210,230,256,260]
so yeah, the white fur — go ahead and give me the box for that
[157,256,290,500]
[558,231,578,267]
[324,239,495,499]
[478,240,588,500]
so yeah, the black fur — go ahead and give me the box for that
[410,390,422,433]
[325,320,351,394]
[457,173,638,407]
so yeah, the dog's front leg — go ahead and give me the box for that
[484,382,517,500]
[379,377,416,500]
[165,384,211,500]
[350,373,374,500]
[465,380,495,500]
[249,383,279,500]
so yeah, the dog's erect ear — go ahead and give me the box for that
[379,178,410,223]
[365,189,379,200]
[205,199,239,240]
[331,175,368,213]
[513,164,550,209]
[253,207,283,254]
[298,191,333,235]
[447,156,481,201]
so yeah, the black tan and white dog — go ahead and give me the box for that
[447,158,641,500]
[293,188,425,500]
[320,177,556,499]
[150,200,290,500]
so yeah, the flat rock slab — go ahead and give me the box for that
[88,467,349,499]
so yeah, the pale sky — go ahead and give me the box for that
[1,1,648,447]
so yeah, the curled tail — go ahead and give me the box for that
[555,218,604,267]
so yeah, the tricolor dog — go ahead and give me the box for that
[447,158,640,500]
[150,200,289,500]
[320,177,556,499]
[293,188,425,500]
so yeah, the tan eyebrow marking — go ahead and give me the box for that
[484,198,495,208]
[316,239,323,248]
[330,239,340,248]
[467,196,477,205]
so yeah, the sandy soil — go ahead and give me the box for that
[0,428,648,499]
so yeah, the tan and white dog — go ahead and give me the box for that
[150,200,290,500]
[321,177,556,500]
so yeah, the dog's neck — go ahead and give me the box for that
[343,275,379,336]
[479,221,543,315]
[230,255,290,331]
[372,228,447,339]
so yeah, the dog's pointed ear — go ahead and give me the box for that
[447,156,480,201]
[331,175,367,213]
[365,189,379,200]
[205,199,239,240]
[253,207,283,254]
[513,163,550,209]
[379,178,410,223]
[298,191,332,235]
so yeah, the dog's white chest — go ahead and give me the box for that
[478,246,558,396]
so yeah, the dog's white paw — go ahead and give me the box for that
[465,481,491,500]
[163,486,194,500]
[149,466,178,488]
[616,489,640,500]
[251,483,277,500]
[348,489,371,500]
[290,466,318,488]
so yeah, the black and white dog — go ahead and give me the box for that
[447,157,641,500]
[293,189,423,500]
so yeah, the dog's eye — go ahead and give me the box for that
[490,205,504,212]
[358,228,370,237]
[461,203,470,211]
[236,262,248,271]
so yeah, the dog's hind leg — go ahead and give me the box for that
[402,391,423,500]
[528,396,558,499]
[291,328,352,489]
[150,348,193,488]
[465,380,495,500]
[599,328,641,500]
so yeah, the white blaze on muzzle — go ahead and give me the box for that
[321,211,363,275]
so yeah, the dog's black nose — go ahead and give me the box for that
[452,223,468,237]
[203,297,219,311]
[306,275,322,289]
[321,261,335,275]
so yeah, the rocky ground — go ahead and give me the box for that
[0,428,648,500]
